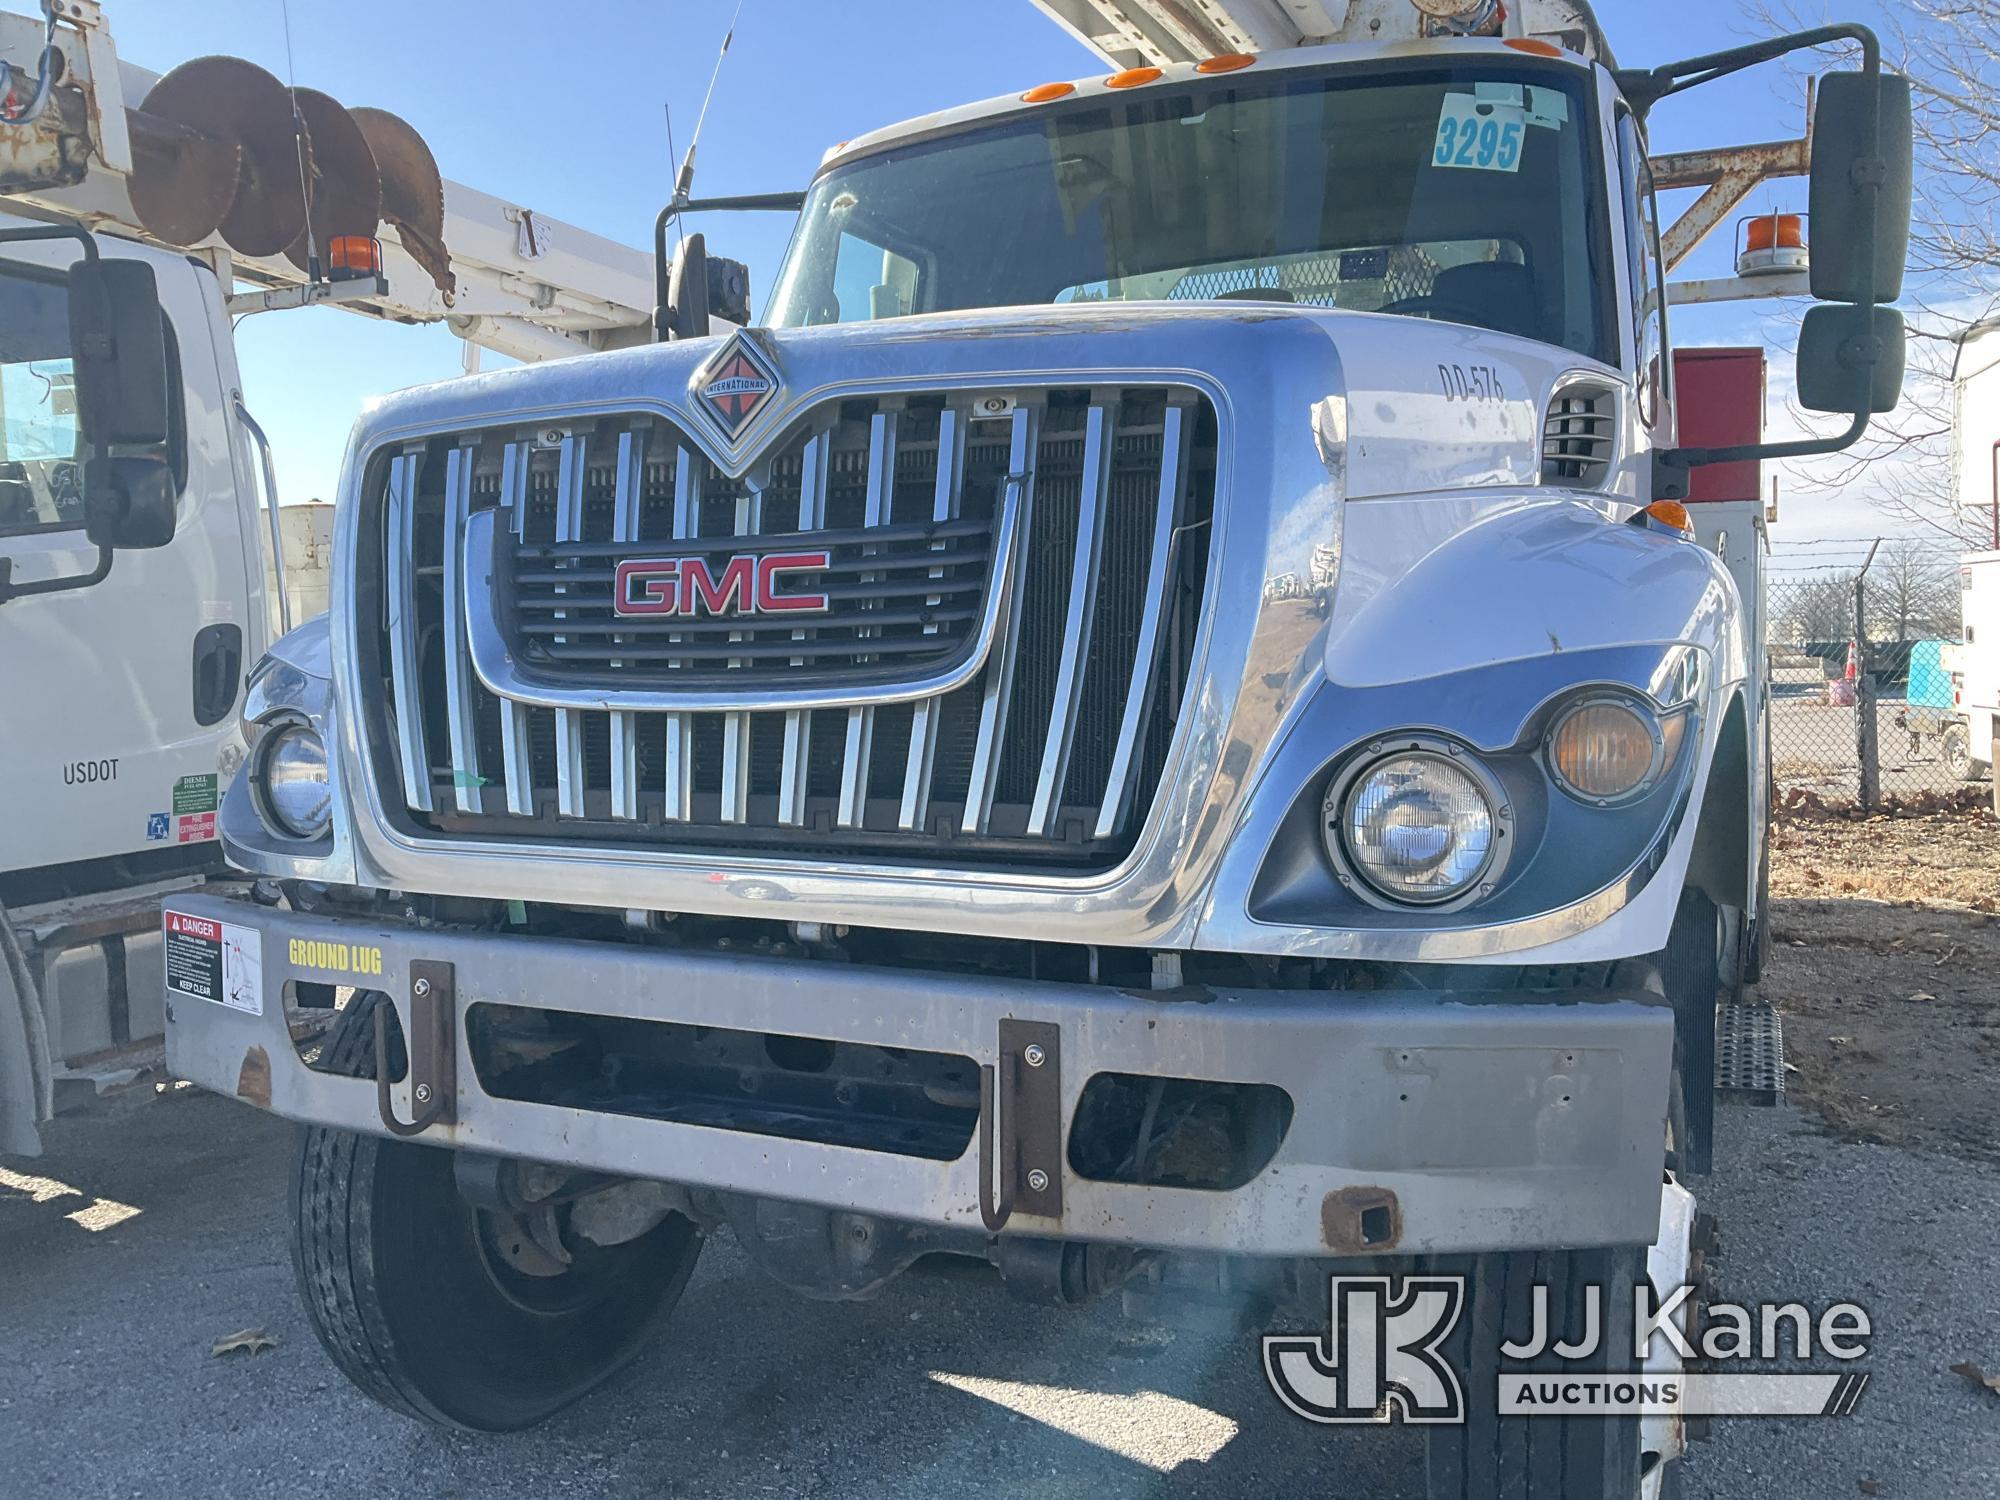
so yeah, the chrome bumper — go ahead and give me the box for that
[162,894,1673,1257]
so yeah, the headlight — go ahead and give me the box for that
[1328,747,1502,906]
[256,723,331,839]
[1546,696,1685,804]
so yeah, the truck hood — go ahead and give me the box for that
[358,301,1621,504]
[292,296,1702,965]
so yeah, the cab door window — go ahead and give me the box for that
[0,264,81,535]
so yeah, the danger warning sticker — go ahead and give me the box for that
[164,910,263,1016]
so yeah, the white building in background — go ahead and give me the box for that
[264,502,335,630]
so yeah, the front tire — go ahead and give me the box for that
[1425,1246,1649,1500]
[290,993,704,1430]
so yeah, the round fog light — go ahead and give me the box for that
[1547,698,1673,803]
[258,723,331,838]
[1330,748,1500,905]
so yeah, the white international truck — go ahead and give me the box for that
[0,0,678,1154]
[24,0,1909,1493]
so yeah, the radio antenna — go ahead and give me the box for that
[277,0,320,282]
[673,0,748,209]
[663,101,684,257]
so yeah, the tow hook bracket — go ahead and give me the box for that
[376,960,456,1137]
[978,1019,1063,1232]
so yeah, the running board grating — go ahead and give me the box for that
[1714,1001,1785,1106]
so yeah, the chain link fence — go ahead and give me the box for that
[1766,561,1978,810]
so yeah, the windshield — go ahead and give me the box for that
[766,62,1613,364]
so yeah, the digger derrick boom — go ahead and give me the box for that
[0,2,651,360]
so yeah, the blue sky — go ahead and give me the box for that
[115,0,1875,519]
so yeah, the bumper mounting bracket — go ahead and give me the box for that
[978,1018,1063,1232]
[375,959,457,1137]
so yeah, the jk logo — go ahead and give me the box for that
[1264,1275,1467,1424]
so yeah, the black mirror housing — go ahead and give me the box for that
[666,233,712,341]
[1808,72,1913,303]
[707,255,752,326]
[1797,303,1905,414]
[68,258,172,448]
[83,454,176,549]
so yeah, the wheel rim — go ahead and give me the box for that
[470,1204,627,1317]
[1641,1180,1702,1495]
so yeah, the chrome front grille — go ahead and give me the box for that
[361,386,1217,868]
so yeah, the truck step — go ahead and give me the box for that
[1714,1001,1785,1106]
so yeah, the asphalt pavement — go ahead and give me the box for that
[3,1093,1997,1498]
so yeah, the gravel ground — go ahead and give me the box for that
[1683,1109,2000,1500]
[1764,811,2000,1167]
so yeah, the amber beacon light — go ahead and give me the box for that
[327,235,384,281]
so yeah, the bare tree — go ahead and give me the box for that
[1749,1,2000,541]
[1869,539,1960,638]
[1774,570,1859,643]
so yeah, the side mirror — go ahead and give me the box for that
[1630,32,1913,490]
[68,257,177,549]
[83,454,176,548]
[1797,304,1906,414]
[666,232,711,340]
[69,259,171,447]
[1808,72,1913,304]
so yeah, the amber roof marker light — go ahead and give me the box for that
[1195,53,1257,73]
[1503,37,1568,57]
[1021,81,1076,103]
[1105,66,1164,88]
[1640,499,1694,534]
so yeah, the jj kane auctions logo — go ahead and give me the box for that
[1266,1274,1873,1423]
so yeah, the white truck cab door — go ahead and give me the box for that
[0,245,263,885]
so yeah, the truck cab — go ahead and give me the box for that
[0,223,271,1152]
[159,11,1908,1498]
[0,227,269,882]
